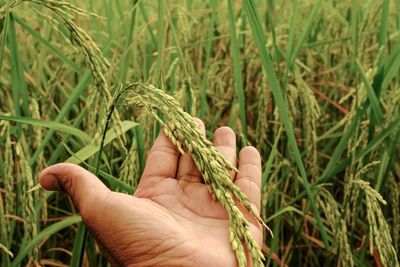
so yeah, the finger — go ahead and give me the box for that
[176,118,205,183]
[39,163,111,222]
[40,163,143,263]
[213,126,237,179]
[235,146,262,214]
[140,129,180,182]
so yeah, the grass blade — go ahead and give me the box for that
[0,2,11,76]
[29,72,90,165]
[66,120,138,164]
[227,0,248,137]
[70,222,87,267]
[319,108,362,182]
[243,0,330,248]
[118,0,140,85]
[198,0,217,120]
[0,115,91,143]
[14,15,80,73]
[8,12,29,117]
[333,114,400,175]
[12,216,82,267]
[282,0,322,87]
[355,60,384,125]
[381,43,400,91]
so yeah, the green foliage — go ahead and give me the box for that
[0,0,399,266]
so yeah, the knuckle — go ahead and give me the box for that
[237,177,260,196]
[60,175,76,197]
[241,146,259,155]
[150,145,179,157]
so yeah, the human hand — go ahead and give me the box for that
[39,119,263,266]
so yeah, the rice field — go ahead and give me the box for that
[0,0,399,266]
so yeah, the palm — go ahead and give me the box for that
[39,122,263,267]
[123,178,238,266]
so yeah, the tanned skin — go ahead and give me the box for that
[39,119,263,266]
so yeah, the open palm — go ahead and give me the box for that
[40,120,263,266]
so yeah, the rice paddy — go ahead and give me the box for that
[0,0,399,266]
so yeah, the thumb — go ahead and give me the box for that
[39,163,110,215]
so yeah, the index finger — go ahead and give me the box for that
[234,146,262,214]
[140,130,180,181]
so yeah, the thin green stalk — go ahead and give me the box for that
[14,15,80,73]
[78,92,117,266]
[261,127,281,190]
[290,111,400,206]
[243,0,330,248]
[377,0,390,68]
[29,71,91,166]
[119,0,140,85]
[282,0,322,89]
[227,0,247,137]
[8,12,29,117]
[199,0,217,119]
[285,0,299,63]
[163,0,195,81]
[139,2,157,47]
[355,60,383,125]
[333,114,400,175]
[0,1,11,76]
[48,108,89,165]
[155,0,165,86]
[377,130,400,193]
[12,216,82,266]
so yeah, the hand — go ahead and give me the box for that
[39,120,263,266]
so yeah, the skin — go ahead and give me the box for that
[39,119,263,266]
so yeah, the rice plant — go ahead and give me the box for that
[0,0,399,266]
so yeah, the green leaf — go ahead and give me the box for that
[265,206,304,223]
[227,0,248,137]
[12,216,82,266]
[0,115,91,143]
[66,120,138,164]
[333,114,400,175]
[0,243,13,258]
[243,0,330,248]
[355,60,384,125]
[29,72,91,165]
[14,15,80,73]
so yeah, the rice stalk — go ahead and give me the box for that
[172,3,197,45]
[0,121,14,266]
[296,76,321,180]
[1,122,14,235]
[119,83,270,267]
[286,84,299,127]
[0,242,13,259]
[388,174,399,255]
[29,98,46,169]
[0,188,12,260]
[137,110,155,153]
[353,178,399,267]
[261,158,290,222]
[0,1,399,266]
[317,188,354,267]
[0,1,22,19]
[343,161,398,267]
[255,74,269,154]
[15,143,38,262]
[27,0,110,92]
[382,84,400,126]
[342,73,371,225]
[26,0,125,145]
[119,138,140,190]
